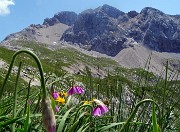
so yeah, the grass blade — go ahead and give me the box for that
[57,107,73,132]
[24,105,31,132]
[152,102,159,132]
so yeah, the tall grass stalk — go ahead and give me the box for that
[119,99,160,132]
[161,60,168,130]
[12,62,22,132]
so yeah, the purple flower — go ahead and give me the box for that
[52,92,59,99]
[99,105,108,114]
[68,86,84,95]
[55,106,59,112]
[92,99,109,117]
[93,107,102,116]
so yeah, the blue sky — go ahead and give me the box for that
[0,0,179,41]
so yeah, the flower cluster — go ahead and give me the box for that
[51,85,109,116]
[52,91,68,112]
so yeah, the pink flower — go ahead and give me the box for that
[93,107,102,116]
[68,86,84,95]
[98,105,109,114]
[55,106,59,112]
[52,92,59,99]
[92,99,109,117]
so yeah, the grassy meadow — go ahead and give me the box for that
[0,41,180,131]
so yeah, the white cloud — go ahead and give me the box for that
[0,0,15,16]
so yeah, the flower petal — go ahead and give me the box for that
[52,92,59,99]
[93,107,102,116]
[55,106,59,112]
[55,97,65,105]
[99,105,109,114]
[68,86,84,95]
[75,86,84,94]
[67,87,75,95]
[93,99,105,106]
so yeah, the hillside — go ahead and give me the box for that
[0,4,180,131]
[1,4,180,77]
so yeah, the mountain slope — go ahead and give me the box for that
[1,4,180,76]
[61,5,180,55]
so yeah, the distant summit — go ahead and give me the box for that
[61,5,180,56]
[2,4,180,56]
[43,11,78,26]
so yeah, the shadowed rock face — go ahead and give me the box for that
[129,7,180,53]
[43,11,78,26]
[61,5,128,56]
[61,5,180,56]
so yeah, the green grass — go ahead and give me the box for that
[0,41,180,131]
[7,40,119,73]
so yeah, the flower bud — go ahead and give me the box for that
[42,96,56,132]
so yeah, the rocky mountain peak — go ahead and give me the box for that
[140,7,165,17]
[43,11,78,26]
[99,4,125,18]
[61,5,128,56]
[61,5,180,56]
[127,11,138,18]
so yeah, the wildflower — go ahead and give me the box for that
[83,100,93,105]
[56,97,65,105]
[52,92,59,99]
[42,96,56,132]
[92,99,109,117]
[59,91,68,97]
[83,101,90,105]
[55,106,59,112]
[93,107,102,116]
[68,86,84,95]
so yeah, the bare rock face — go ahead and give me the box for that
[3,24,44,42]
[61,4,128,56]
[61,6,180,56]
[127,11,138,18]
[43,11,78,26]
[99,4,125,18]
[128,7,180,53]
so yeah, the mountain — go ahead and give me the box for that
[1,4,180,76]
[61,5,180,56]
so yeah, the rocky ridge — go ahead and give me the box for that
[61,5,180,56]
[1,4,180,76]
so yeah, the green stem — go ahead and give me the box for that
[161,60,168,129]
[12,62,22,132]
[0,49,46,99]
[73,104,93,123]
[119,99,160,132]
[24,79,32,115]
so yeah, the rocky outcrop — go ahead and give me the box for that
[61,5,130,56]
[43,11,78,26]
[2,11,77,43]
[3,24,45,42]
[128,7,180,53]
[61,5,180,56]
[97,4,125,18]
